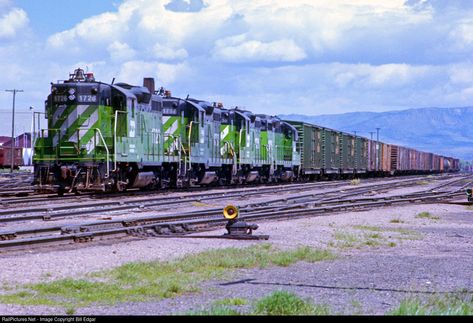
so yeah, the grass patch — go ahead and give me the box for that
[351,299,364,314]
[65,307,76,315]
[389,218,404,224]
[253,290,330,315]
[389,293,473,315]
[352,225,383,232]
[213,297,248,306]
[0,244,335,309]
[330,231,360,248]
[330,230,386,249]
[190,291,330,315]
[189,305,243,316]
[330,228,409,249]
[416,180,430,185]
[415,212,440,220]
[191,201,210,207]
[350,178,361,186]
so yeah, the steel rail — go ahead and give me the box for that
[0,175,447,223]
[0,177,469,251]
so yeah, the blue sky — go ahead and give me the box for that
[1,0,473,136]
[15,0,119,38]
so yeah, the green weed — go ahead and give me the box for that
[0,244,335,309]
[252,291,330,315]
[415,212,440,220]
[352,225,383,232]
[213,297,248,306]
[389,294,473,315]
[350,179,361,186]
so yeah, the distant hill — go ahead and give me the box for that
[280,107,473,161]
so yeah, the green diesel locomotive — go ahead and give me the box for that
[33,68,301,194]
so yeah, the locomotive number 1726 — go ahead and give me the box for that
[78,95,97,103]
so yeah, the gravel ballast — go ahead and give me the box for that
[0,198,472,315]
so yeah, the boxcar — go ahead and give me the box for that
[380,143,392,174]
[287,121,324,177]
[0,146,23,169]
[321,127,340,174]
[367,139,375,172]
[355,136,368,174]
[340,132,356,174]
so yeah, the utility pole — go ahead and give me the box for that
[369,131,375,170]
[5,89,24,172]
[375,128,381,172]
[29,106,34,166]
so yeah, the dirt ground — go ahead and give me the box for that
[0,196,472,315]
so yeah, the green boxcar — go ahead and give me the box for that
[355,136,368,173]
[286,121,323,175]
[321,128,340,174]
[339,132,355,173]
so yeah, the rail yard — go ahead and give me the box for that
[0,170,472,315]
[0,68,469,316]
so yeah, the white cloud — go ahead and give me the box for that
[448,19,473,50]
[214,37,306,62]
[4,0,473,137]
[117,60,190,85]
[107,41,136,62]
[448,63,473,84]
[152,43,188,60]
[43,0,435,62]
[0,7,28,39]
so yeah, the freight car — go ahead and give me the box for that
[287,121,459,178]
[0,146,23,169]
[32,68,459,194]
[287,121,368,179]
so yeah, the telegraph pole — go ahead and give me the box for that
[375,128,381,172]
[5,89,24,172]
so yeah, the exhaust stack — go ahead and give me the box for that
[143,77,155,94]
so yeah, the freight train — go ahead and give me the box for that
[32,68,460,195]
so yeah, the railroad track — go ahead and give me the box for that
[0,173,451,205]
[0,174,454,223]
[0,174,470,253]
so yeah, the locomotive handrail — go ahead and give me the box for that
[113,110,128,173]
[188,121,198,170]
[238,128,243,164]
[94,128,110,178]
[178,140,187,176]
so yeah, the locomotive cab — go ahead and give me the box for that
[34,68,114,193]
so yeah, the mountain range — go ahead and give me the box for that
[280,107,473,161]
